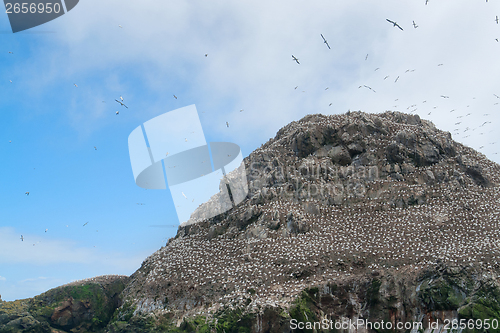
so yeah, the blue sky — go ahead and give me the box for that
[1,0,499,301]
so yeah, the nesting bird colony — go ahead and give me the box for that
[122,110,500,319]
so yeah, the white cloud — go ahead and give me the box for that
[16,0,495,162]
[0,276,6,281]
[19,277,47,284]
[0,227,145,271]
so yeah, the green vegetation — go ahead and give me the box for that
[289,289,319,333]
[458,283,500,333]
[6,269,500,333]
[1,278,128,333]
[214,308,255,333]
[113,300,137,322]
[367,279,381,306]
[419,277,465,311]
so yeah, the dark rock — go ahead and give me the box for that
[386,142,405,164]
[286,212,309,234]
[328,145,352,166]
[464,165,491,187]
[347,142,365,156]
[396,130,417,148]
[414,143,441,166]
[237,206,261,230]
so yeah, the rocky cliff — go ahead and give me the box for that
[113,111,500,332]
[2,111,499,333]
[0,275,128,333]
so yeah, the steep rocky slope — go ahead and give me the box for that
[2,111,499,333]
[112,111,500,332]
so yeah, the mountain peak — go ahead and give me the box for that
[120,111,499,323]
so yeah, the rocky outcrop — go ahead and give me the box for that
[0,299,51,333]
[106,110,500,332]
[103,264,500,333]
[0,275,128,333]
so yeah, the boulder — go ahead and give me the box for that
[328,145,352,166]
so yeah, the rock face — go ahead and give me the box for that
[0,275,128,333]
[1,111,499,333]
[108,111,500,332]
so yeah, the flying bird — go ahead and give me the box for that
[205,54,208,57]
[496,16,499,24]
[9,80,12,83]
[182,192,187,199]
[425,0,429,4]
[320,34,331,49]
[25,192,29,196]
[441,95,449,98]
[292,55,300,64]
[413,21,418,28]
[394,76,400,83]
[115,111,119,115]
[226,121,229,127]
[74,83,78,87]
[365,54,369,60]
[118,25,123,28]
[173,95,177,99]
[363,85,376,93]
[115,99,128,108]
[8,51,13,54]
[45,229,48,233]
[20,235,23,241]
[83,222,88,227]
[383,76,389,80]
[94,146,97,150]
[386,19,403,31]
